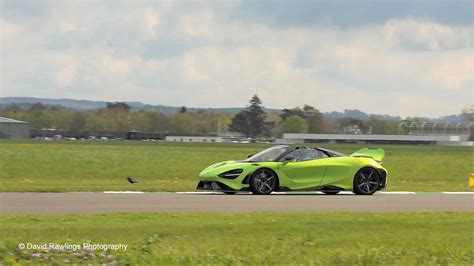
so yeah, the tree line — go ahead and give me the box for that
[1,102,230,134]
[1,95,410,137]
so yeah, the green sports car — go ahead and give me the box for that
[197,145,387,195]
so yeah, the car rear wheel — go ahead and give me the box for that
[250,169,278,195]
[353,167,380,195]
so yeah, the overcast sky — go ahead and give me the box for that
[1,0,473,117]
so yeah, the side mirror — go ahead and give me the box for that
[284,155,295,161]
[247,154,253,158]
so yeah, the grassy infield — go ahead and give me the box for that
[1,141,473,192]
[0,141,473,264]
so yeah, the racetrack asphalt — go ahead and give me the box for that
[0,193,472,214]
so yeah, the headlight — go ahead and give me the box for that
[218,169,243,179]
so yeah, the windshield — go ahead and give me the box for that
[244,146,292,162]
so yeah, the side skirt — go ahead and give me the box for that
[276,185,346,192]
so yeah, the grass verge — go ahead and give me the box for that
[0,212,473,265]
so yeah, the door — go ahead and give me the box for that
[278,149,328,189]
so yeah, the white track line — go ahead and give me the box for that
[176,191,222,194]
[273,191,355,195]
[104,191,144,194]
[272,192,317,195]
[378,191,416,194]
[336,191,355,195]
[443,192,474,194]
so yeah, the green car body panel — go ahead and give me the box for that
[197,146,387,194]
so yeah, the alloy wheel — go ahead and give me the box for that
[354,168,380,195]
[251,169,277,195]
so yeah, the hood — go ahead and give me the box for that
[350,148,385,162]
[200,160,253,174]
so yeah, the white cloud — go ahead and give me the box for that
[55,62,78,88]
[383,18,474,51]
[0,2,472,117]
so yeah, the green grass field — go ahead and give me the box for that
[1,212,472,265]
[0,141,472,192]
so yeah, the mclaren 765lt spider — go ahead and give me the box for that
[197,145,387,195]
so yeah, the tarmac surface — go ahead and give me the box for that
[1,192,472,214]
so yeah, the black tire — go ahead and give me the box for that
[322,190,340,195]
[249,168,278,195]
[222,191,237,195]
[353,167,381,195]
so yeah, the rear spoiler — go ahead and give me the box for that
[350,148,385,162]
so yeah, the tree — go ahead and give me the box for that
[179,106,187,113]
[229,95,270,138]
[170,112,194,133]
[106,102,130,111]
[265,112,282,137]
[30,109,54,129]
[280,105,325,133]
[192,111,229,134]
[85,114,106,131]
[71,112,87,131]
[229,112,251,136]
[52,109,76,130]
[302,105,324,133]
[130,110,156,132]
[280,107,306,120]
[154,113,171,132]
[30,102,48,111]
[280,115,309,133]
[247,95,270,137]
[130,111,171,132]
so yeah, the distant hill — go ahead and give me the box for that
[437,114,463,122]
[325,110,401,121]
[0,97,460,122]
[0,97,279,115]
[0,97,107,110]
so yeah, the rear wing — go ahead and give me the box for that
[350,148,385,162]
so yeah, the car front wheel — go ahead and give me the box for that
[249,169,278,195]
